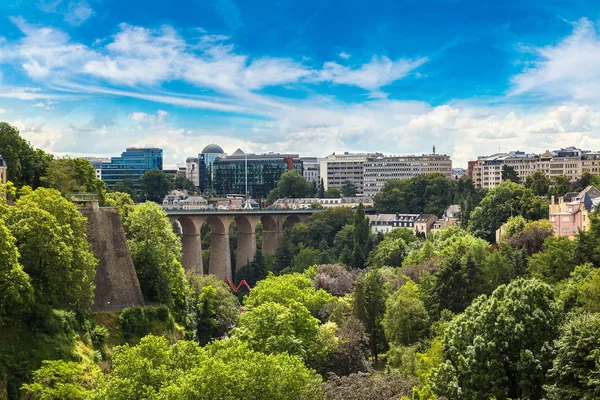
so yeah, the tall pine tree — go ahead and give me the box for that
[352,203,370,268]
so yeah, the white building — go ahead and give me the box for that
[320,152,374,194]
[185,157,200,187]
[363,153,452,197]
[368,213,438,235]
[300,157,321,184]
[84,157,110,180]
[471,147,600,189]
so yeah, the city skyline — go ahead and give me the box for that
[1,1,600,166]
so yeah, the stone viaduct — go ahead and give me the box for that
[166,209,315,279]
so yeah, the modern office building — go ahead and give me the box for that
[101,147,163,190]
[363,153,452,197]
[0,154,6,184]
[320,152,374,194]
[212,149,302,198]
[470,147,600,189]
[199,144,226,194]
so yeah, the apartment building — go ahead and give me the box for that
[363,154,452,197]
[471,147,598,189]
[319,152,374,194]
[549,186,600,238]
[300,157,321,184]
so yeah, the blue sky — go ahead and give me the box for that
[1,0,600,167]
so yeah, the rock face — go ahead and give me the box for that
[80,206,145,311]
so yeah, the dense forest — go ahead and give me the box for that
[2,122,600,399]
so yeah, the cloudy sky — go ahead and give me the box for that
[1,0,600,167]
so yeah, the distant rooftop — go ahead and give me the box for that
[202,144,225,154]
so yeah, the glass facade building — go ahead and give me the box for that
[101,147,163,190]
[199,144,226,195]
[213,152,303,198]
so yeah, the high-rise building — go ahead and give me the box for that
[470,147,600,189]
[101,147,163,190]
[363,153,452,197]
[0,154,6,184]
[320,152,373,194]
[199,143,226,194]
[213,149,302,198]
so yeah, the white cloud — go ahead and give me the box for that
[128,110,169,124]
[64,1,93,26]
[338,52,351,60]
[316,55,428,93]
[33,101,56,110]
[2,19,424,97]
[0,108,6,113]
[511,18,600,101]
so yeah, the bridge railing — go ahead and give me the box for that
[68,192,99,202]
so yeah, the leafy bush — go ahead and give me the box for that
[118,307,151,339]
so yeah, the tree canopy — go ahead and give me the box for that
[139,170,173,203]
[374,174,457,217]
[468,180,549,242]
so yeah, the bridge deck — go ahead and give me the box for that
[163,208,317,215]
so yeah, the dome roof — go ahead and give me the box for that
[202,144,225,154]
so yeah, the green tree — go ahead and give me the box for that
[383,279,429,346]
[0,122,52,187]
[374,174,457,217]
[173,175,196,191]
[325,187,341,198]
[340,180,357,197]
[455,178,485,228]
[425,234,490,316]
[235,248,268,285]
[370,237,408,268]
[139,169,173,203]
[501,164,521,184]
[6,188,97,310]
[545,313,600,399]
[468,180,549,242]
[124,202,188,314]
[525,170,551,196]
[528,235,581,283]
[22,360,100,400]
[431,278,562,400]
[92,335,322,400]
[318,178,325,198]
[352,203,370,268]
[195,285,219,346]
[293,246,320,273]
[0,217,34,315]
[244,272,334,317]
[353,270,388,361]
[42,158,107,201]
[274,170,313,199]
[187,273,240,342]
[233,300,320,361]
[104,191,135,219]
[112,178,137,201]
[552,174,572,197]
[274,231,295,271]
